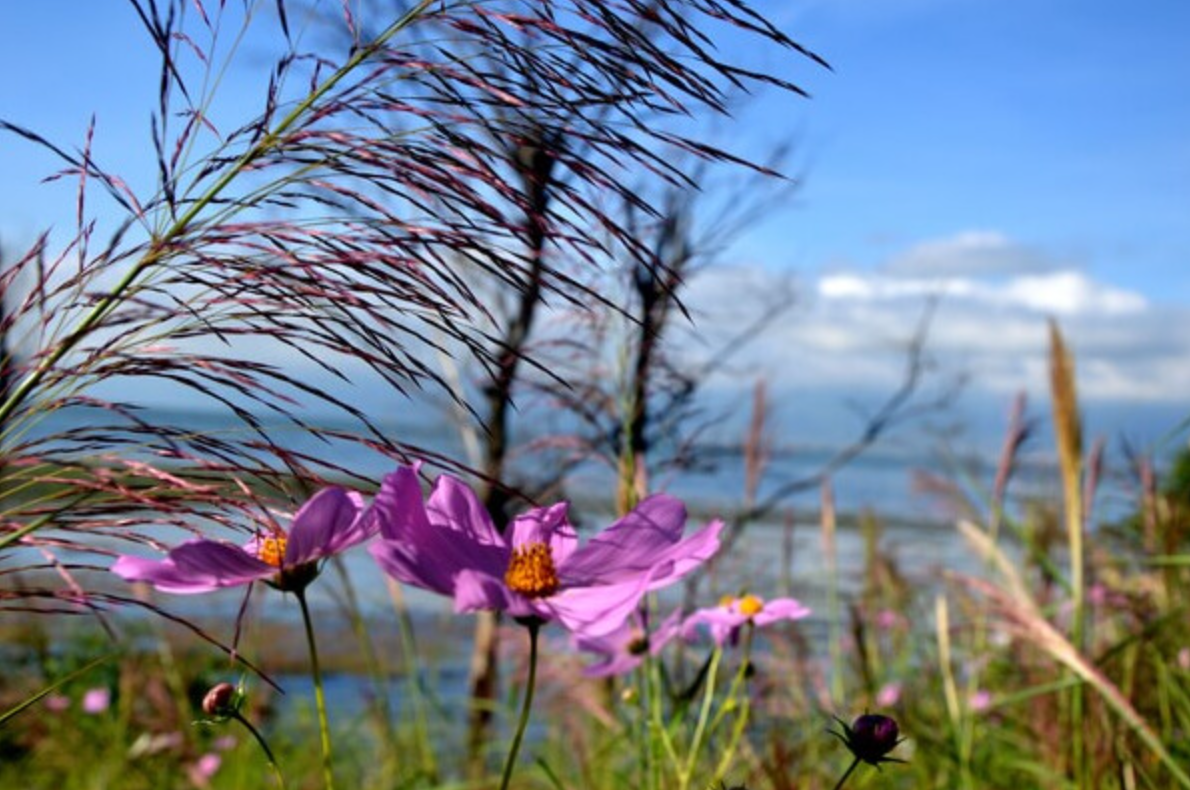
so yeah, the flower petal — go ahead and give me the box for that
[285,487,367,566]
[575,609,683,677]
[426,473,503,546]
[546,573,654,637]
[508,502,575,562]
[375,466,431,541]
[641,519,724,591]
[581,649,644,678]
[368,539,455,595]
[753,597,811,626]
[111,555,220,595]
[453,568,518,614]
[560,496,706,585]
[682,605,746,646]
[372,467,509,589]
[113,541,274,594]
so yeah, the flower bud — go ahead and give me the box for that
[850,714,899,761]
[202,682,238,718]
[831,713,904,766]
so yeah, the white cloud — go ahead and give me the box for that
[884,230,1056,278]
[681,231,1186,404]
[819,268,1147,316]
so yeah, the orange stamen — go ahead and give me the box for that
[257,535,288,568]
[737,594,765,618]
[504,541,560,598]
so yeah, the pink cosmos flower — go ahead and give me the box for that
[82,687,111,714]
[111,487,377,594]
[574,610,684,677]
[188,753,222,786]
[683,593,811,646]
[969,689,993,713]
[44,694,70,712]
[369,466,722,637]
[876,681,902,708]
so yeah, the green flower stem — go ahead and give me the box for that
[711,626,756,783]
[499,620,541,790]
[646,652,680,790]
[231,711,288,790]
[831,756,861,790]
[679,646,723,790]
[709,625,754,733]
[296,589,335,790]
[387,577,437,781]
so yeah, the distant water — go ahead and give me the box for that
[21,391,1183,520]
[10,394,1184,663]
[9,393,1185,729]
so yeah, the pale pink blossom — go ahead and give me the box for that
[82,687,110,714]
[876,681,902,707]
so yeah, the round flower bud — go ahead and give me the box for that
[830,712,904,766]
[849,714,900,762]
[202,682,238,717]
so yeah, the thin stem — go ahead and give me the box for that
[231,711,288,790]
[680,646,722,790]
[711,626,755,783]
[386,577,437,781]
[296,589,335,790]
[647,651,681,788]
[498,620,541,790]
[831,756,861,790]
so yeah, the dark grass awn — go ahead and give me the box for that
[0,0,826,631]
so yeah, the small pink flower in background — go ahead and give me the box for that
[44,694,70,712]
[1178,648,1190,671]
[112,487,378,594]
[683,593,810,647]
[371,465,722,636]
[213,735,237,751]
[574,610,683,677]
[82,687,110,714]
[188,753,222,786]
[876,681,902,708]
[969,689,993,712]
[875,609,902,630]
[128,731,184,759]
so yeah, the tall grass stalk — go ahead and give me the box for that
[822,478,843,705]
[1049,321,1086,786]
[386,576,438,782]
[0,0,435,433]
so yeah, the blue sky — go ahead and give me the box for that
[1,1,1188,440]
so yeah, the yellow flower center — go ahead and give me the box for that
[737,594,765,618]
[504,541,560,598]
[257,535,288,568]
[719,594,737,608]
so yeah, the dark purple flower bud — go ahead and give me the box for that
[831,713,904,766]
[202,682,239,718]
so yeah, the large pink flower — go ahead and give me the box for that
[369,466,722,636]
[111,487,377,594]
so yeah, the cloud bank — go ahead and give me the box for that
[683,230,1189,404]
